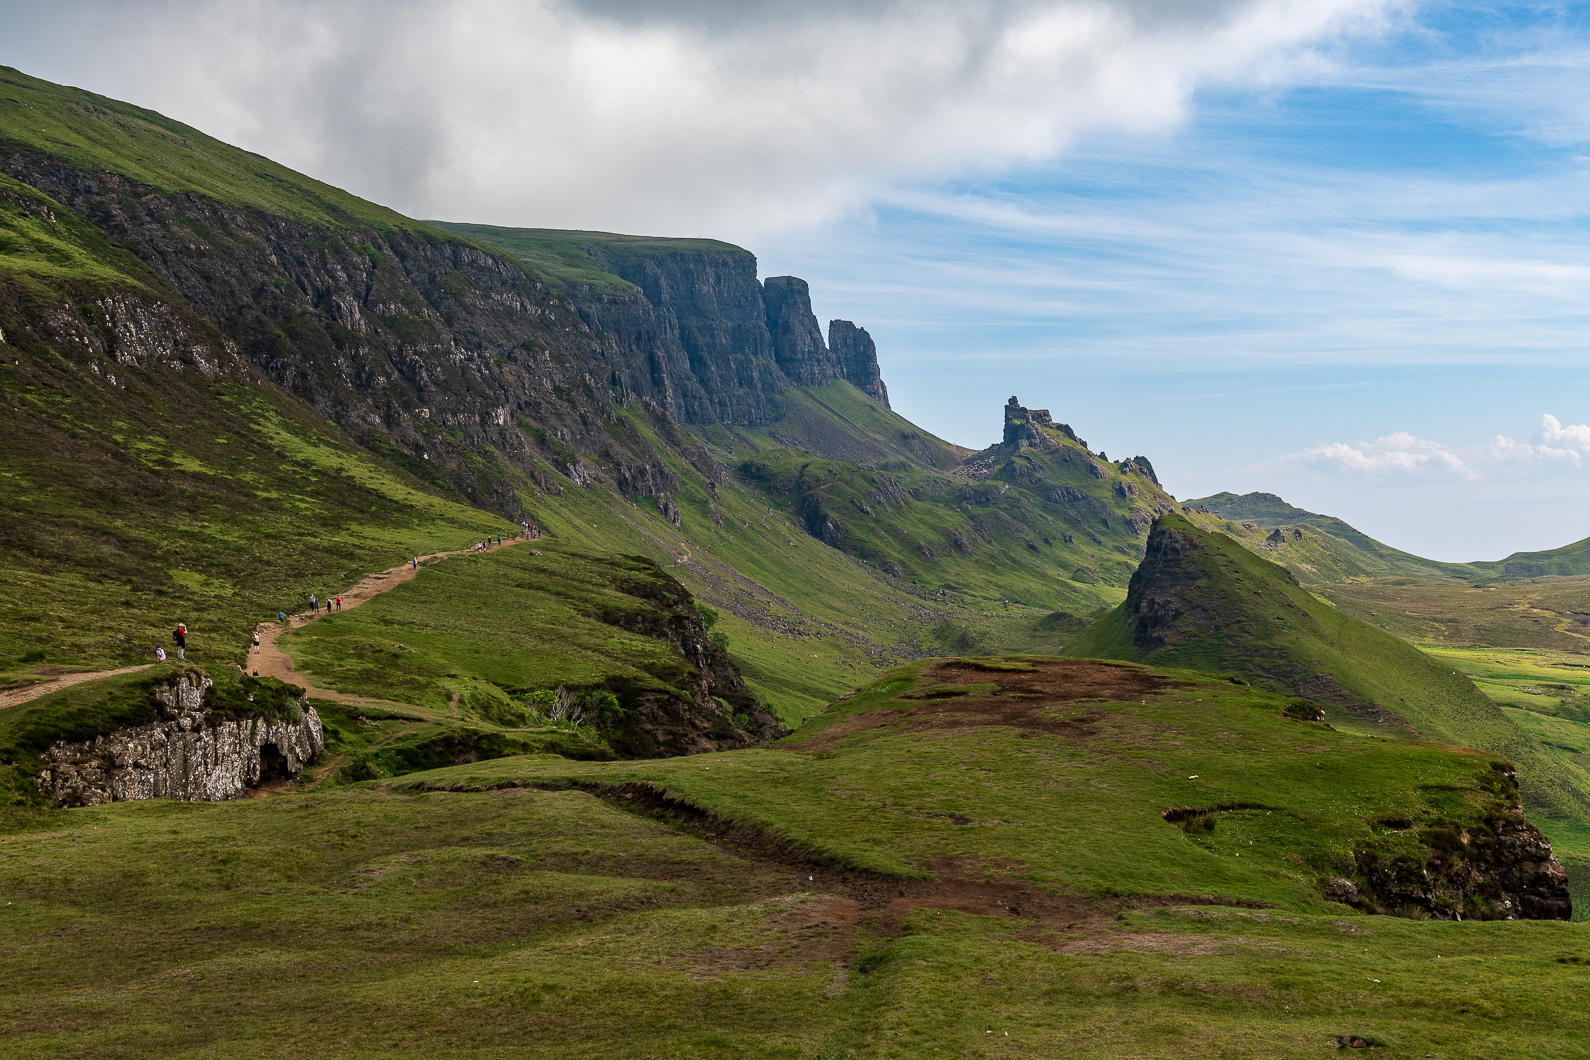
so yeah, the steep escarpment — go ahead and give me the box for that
[23,669,322,806]
[430,223,895,425]
[0,148,628,515]
[826,320,889,407]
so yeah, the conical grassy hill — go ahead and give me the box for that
[1065,515,1590,831]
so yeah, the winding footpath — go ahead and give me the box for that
[0,537,533,712]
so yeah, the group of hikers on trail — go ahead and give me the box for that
[156,530,547,663]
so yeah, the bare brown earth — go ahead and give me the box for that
[793,657,1192,751]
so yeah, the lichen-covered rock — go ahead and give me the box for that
[35,672,323,807]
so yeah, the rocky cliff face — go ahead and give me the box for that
[1001,396,1082,450]
[2,147,892,509]
[575,242,789,427]
[35,672,324,806]
[762,276,835,387]
[827,320,889,406]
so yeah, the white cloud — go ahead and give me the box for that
[1,0,1400,238]
[1275,431,1476,479]
[1271,415,1590,487]
[1489,413,1590,466]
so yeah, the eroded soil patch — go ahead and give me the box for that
[795,658,1190,749]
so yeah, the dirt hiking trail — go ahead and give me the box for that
[0,537,535,712]
[249,538,532,707]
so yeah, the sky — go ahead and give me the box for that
[3,0,1589,561]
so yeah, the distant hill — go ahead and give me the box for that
[1066,515,1590,825]
[1183,491,1471,583]
[1471,536,1590,579]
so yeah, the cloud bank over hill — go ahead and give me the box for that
[1,0,1397,237]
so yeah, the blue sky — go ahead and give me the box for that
[4,0,1589,560]
[757,3,1590,560]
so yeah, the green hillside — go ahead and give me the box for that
[1472,535,1590,579]
[0,305,511,681]
[1064,516,1590,833]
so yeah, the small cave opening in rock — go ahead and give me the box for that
[258,743,290,781]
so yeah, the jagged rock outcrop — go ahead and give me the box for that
[1349,767,1571,920]
[590,573,787,757]
[1121,456,1160,485]
[35,672,323,806]
[1001,396,1082,450]
[763,276,836,387]
[827,319,889,406]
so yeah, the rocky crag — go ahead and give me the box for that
[589,565,788,758]
[35,671,323,806]
[1329,762,1572,921]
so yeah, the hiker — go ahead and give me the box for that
[252,629,261,652]
[412,556,418,570]
[309,593,317,613]
[335,596,342,611]
[155,645,167,662]
[173,623,186,661]
[278,611,285,625]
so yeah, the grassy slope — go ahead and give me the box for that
[1472,537,1590,578]
[400,660,1517,908]
[1062,516,1590,831]
[0,330,513,678]
[6,658,1586,1057]
[1326,574,1590,652]
[0,65,438,234]
[424,221,747,293]
[5,792,1586,1058]
[473,393,1114,723]
[281,542,721,713]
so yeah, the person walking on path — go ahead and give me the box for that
[309,593,318,613]
[335,596,342,611]
[173,623,186,661]
[278,611,286,625]
[252,630,261,653]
